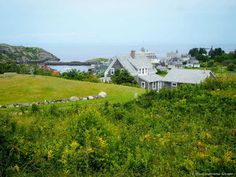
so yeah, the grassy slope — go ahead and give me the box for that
[0,76,235,176]
[0,74,144,105]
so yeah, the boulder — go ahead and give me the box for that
[22,103,30,107]
[88,96,94,100]
[82,97,88,101]
[98,91,107,98]
[69,96,79,101]
[7,104,14,108]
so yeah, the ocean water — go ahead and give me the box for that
[49,65,90,72]
[43,43,236,62]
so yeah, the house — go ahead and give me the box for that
[103,49,163,90]
[167,57,183,69]
[162,68,215,88]
[186,57,200,68]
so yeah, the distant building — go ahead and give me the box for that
[103,49,213,91]
[162,68,215,88]
[186,57,200,68]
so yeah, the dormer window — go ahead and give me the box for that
[142,68,144,74]
[138,68,141,74]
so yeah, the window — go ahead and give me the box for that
[138,68,141,74]
[110,68,115,75]
[145,68,148,74]
[152,82,156,89]
[141,81,146,88]
[142,68,144,74]
[171,82,177,87]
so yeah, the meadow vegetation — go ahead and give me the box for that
[0,74,144,105]
[0,75,235,176]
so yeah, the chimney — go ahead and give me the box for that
[130,50,136,59]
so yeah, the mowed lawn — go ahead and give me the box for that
[0,74,145,105]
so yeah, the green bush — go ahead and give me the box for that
[0,77,235,176]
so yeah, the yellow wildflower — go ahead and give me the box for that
[144,134,150,140]
[48,150,53,160]
[98,137,106,147]
[197,152,207,159]
[86,147,94,153]
[14,164,20,173]
[224,151,233,162]
[70,140,79,150]
[211,156,220,164]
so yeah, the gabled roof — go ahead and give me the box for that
[118,56,137,76]
[105,55,157,77]
[128,56,154,69]
[162,68,214,84]
[138,74,163,82]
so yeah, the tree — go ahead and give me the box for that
[227,63,235,71]
[111,69,137,85]
[209,48,225,58]
[199,48,207,55]
[188,48,199,57]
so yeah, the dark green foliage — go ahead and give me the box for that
[111,69,138,86]
[189,48,207,57]
[61,69,100,83]
[0,77,235,176]
[31,104,40,113]
[0,63,52,76]
[227,63,236,71]
[209,48,225,58]
[156,69,167,76]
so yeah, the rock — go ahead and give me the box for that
[93,96,99,99]
[98,91,107,98]
[0,43,60,63]
[82,97,88,101]
[88,96,94,100]
[22,103,30,107]
[69,96,79,101]
[7,104,15,108]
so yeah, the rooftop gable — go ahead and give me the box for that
[162,68,214,84]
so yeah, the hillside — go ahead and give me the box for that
[0,76,235,176]
[0,43,60,63]
[0,74,144,105]
[86,57,109,63]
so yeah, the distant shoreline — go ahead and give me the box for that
[45,61,94,66]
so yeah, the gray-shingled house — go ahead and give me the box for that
[103,50,163,90]
[162,68,215,88]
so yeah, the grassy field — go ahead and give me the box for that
[0,74,145,105]
[0,76,235,176]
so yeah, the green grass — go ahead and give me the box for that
[0,74,145,105]
[0,77,235,176]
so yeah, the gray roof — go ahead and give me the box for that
[162,68,214,84]
[128,56,154,69]
[139,74,163,82]
[118,56,138,76]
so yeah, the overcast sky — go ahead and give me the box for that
[0,0,235,46]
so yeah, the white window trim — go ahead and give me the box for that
[141,81,146,88]
[110,68,115,75]
[145,68,148,74]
